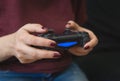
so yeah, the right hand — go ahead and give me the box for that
[12,24,61,63]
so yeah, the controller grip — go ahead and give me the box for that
[49,32,90,48]
[80,32,90,47]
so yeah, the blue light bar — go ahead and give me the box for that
[57,41,78,48]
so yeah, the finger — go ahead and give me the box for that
[15,44,61,63]
[84,31,98,49]
[69,46,93,56]
[65,20,84,31]
[21,23,47,33]
[21,33,56,47]
[77,48,93,56]
[26,45,61,59]
[65,20,98,48]
[84,38,98,49]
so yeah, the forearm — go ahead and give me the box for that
[0,33,15,62]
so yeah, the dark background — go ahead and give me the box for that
[75,0,120,81]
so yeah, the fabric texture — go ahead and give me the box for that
[0,62,88,81]
[0,0,86,73]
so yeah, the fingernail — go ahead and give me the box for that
[53,53,61,58]
[84,46,90,50]
[50,43,56,47]
[42,27,46,29]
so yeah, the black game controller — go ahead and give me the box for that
[37,28,90,48]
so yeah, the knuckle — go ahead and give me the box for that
[17,33,27,42]
[16,54,36,64]
[16,54,24,60]
[21,35,35,45]
[34,24,42,27]
[31,53,38,59]
[30,37,37,44]
[19,35,25,41]
[24,23,42,28]
[19,59,31,64]
[14,44,22,53]
[20,59,34,64]
[27,35,41,45]
[16,55,26,63]
[23,23,32,27]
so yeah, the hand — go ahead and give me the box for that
[65,20,98,56]
[12,24,61,63]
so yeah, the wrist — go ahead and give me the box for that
[0,33,15,61]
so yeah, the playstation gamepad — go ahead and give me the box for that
[37,28,90,48]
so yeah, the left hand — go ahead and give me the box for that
[65,20,98,56]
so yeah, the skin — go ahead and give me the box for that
[0,20,98,64]
[66,20,98,56]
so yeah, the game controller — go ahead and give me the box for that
[37,28,90,48]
